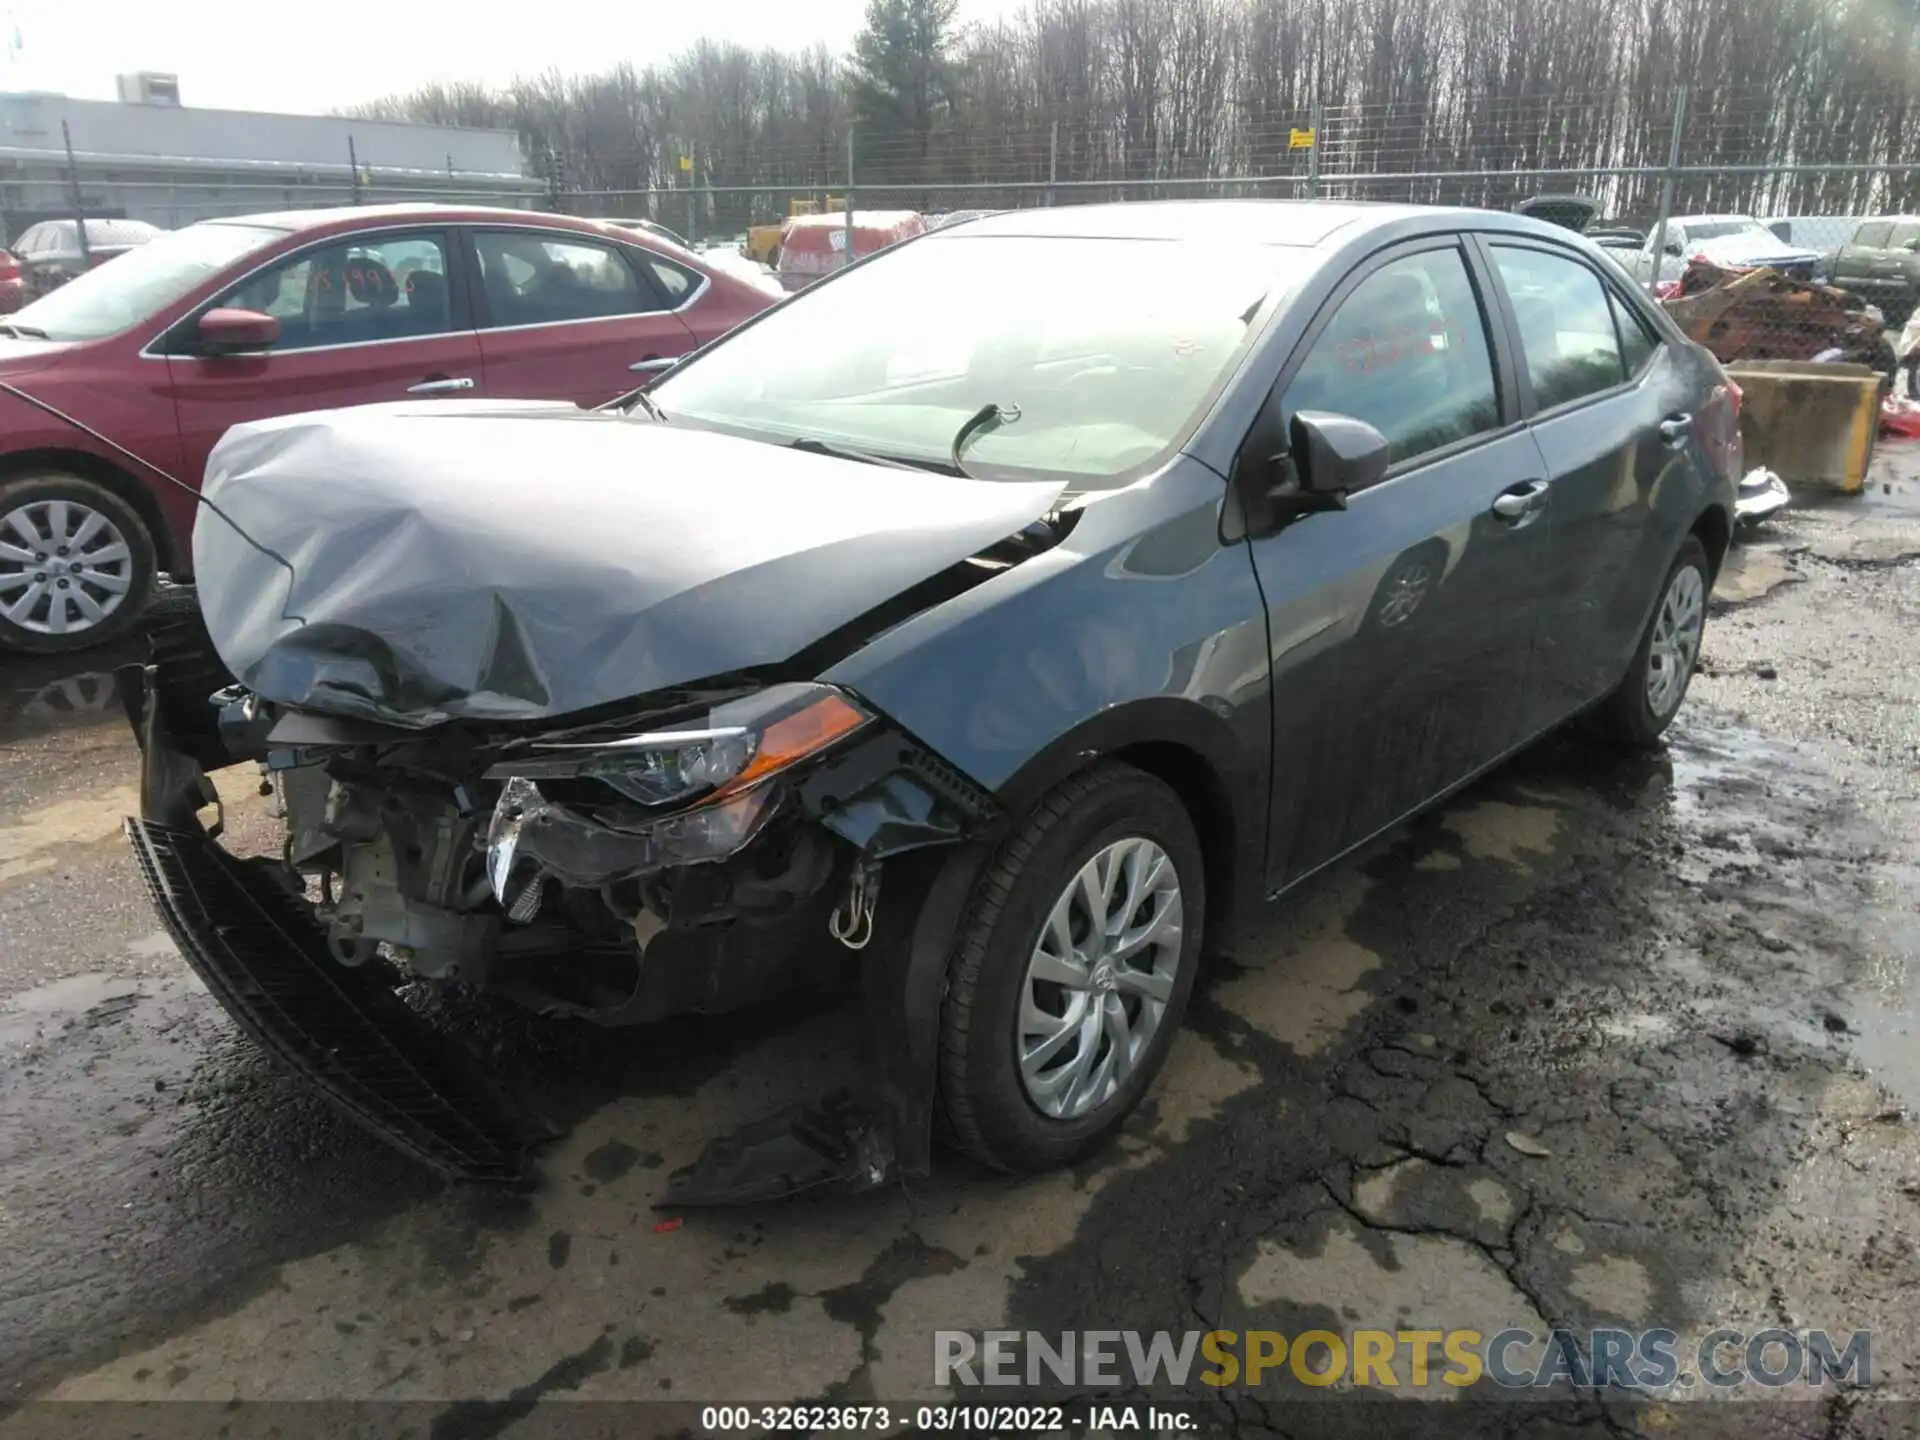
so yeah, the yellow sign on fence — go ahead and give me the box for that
[1290,127,1316,150]
[678,155,692,172]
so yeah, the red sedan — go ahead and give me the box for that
[0,205,777,653]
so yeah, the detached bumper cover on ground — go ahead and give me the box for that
[124,816,551,1183]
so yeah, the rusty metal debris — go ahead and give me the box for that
[1661,259,1893,369]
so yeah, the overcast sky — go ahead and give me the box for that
[1,0,1015,116]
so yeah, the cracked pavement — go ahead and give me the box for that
[3,444,1920,1438]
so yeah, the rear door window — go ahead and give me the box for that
[1610,291,1659,378]
[472,230,668,328]
[1490,245,1626,410]
[641,253,699,302]
[1852,222,1893,250]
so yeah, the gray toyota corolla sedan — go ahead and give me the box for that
[122,201,1739,1201]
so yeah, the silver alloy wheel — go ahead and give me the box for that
[1646,562,1705,718]
[1377,561,1433,628]
[1017,836,1184,1121]
[0,499,135,637]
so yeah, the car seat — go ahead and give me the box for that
[402,269,449,333]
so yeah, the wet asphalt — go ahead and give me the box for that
[3,447,1920,1437]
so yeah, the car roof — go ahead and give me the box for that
[1673,214,1762,225]
[200,203,609,235]
[935,199,1533,246]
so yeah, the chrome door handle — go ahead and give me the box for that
[407,376,475,395]
[1491,480,1549,521]
[1658,412,1693,444]
[628,356,678,374]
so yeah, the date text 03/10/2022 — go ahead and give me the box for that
[698,1405,1195,1432]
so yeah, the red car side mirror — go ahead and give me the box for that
[197,307,280,354]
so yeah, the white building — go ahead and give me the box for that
[0,77,541,240]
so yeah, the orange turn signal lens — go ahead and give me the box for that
[711,692,869,799]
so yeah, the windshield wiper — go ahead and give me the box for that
[0,323,49,340]
[951,402,1022,475]
[787,436,929,472]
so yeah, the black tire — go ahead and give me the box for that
[0,472,156,655]
[1586,534,1710,748]
[937,762,1205,1173]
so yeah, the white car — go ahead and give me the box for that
[1624,214,1824,288]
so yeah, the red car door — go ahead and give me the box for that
[164,228,483,485]
[465,226,697,405]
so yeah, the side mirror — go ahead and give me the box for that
[1663,241,1684,256]
[196,307,280,354]
[1903,238,1920,254]
[1290,410,1391,496]
[1227,406,1394,541]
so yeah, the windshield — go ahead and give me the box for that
[1686,220,1769,243]
[9,222,284,341]
[650,233,1293,482]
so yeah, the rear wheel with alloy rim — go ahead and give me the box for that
[1587,533,1710,746]
[0,473,155,654]
[938,762,1205,1172]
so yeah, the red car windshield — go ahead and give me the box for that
[10,222,283,342]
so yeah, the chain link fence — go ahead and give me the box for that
[557,85,1918,399]
[11,85,1917,396]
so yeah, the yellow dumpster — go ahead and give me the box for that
[1724,360,1887,494]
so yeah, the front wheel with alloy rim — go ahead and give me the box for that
[0,473,155,655]
[937,762,1205,1172]
[1586,533,1710,747]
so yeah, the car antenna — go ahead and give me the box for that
[951,401,1021,474]
[0,379,306,622]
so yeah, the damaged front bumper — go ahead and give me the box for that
[119,634,1003,1205]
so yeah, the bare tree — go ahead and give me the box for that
[354,0,1918,224]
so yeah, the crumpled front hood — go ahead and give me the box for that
[193,401,1066,728]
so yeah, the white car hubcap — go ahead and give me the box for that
[0,499,135,636]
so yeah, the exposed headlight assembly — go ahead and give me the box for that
[483,683,871,904]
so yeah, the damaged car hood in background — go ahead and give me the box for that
[194,402,1067,727]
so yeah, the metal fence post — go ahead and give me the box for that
[1307,102,1324,200]
[62,121,91,267]
[844,126,856,273]
[349,136,362,205]
[1048,120,1059,207]
[1646,86,1688,295]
